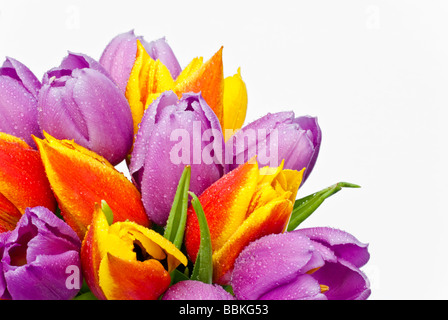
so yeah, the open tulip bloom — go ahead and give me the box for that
[0,31,371,301]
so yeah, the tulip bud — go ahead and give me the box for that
[129,91,226,226]
[37,52,134,165]
[226,111,322,184]
[0,206,82,300]
[0,57,42,147]
[99,30,181,93]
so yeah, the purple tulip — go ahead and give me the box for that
[225,111,321,184]
[0,57,42,147]
[162,280,235,300]
[37,52,134,165]
[0,206,82,300]
[99,30,181,93]
[129,91,225,226]
[231,227,370,300]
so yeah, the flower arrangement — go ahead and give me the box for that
[0,30,370,300]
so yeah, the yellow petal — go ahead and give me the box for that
[109,221,187,273]
[280,168,305,202]
[223,68,248,139]
[125,40,175,136]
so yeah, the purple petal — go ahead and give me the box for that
[259,274,326,300]
[162,280,234,300]
[295,227,370,268]
[143,37,182,80]
[130,91,225,226]
[60,52,112,81]
[99,30,144,93]
[311,260,371,300]
[225,111,321,185]
[2,57,41,98]
[231,232,319,300]
[0,74,42,147]
[4,251,81,300]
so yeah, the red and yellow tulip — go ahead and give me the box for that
[81,203,188,300]
[125,40,247,137]
[33,132,150,239]
[0,133,56,232]
[185,159,304,284]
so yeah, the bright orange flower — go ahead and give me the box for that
[185,159,304,284]
[81,203,188,300]
[33,132,150,239]
[0,133,56,232]
[125,40,247,136]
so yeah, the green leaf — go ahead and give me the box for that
[101,200,114,226]
[189,192,213,284]
[164,166,191,249]
[287,182,360,231]
[73,291,98,300]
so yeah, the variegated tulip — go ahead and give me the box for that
[33,132,150,239]
[125,40,247,136]
[81,203,187,300]
[0,133,56,232]
[184,159,304,284]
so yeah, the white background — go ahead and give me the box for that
[1,0,447,300]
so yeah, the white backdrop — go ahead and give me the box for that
[1,0,447,300]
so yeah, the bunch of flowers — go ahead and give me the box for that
[0,30,370,300]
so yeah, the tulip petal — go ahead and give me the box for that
[174,47,224,126]
[98,253,171,300]
[185,161,259,263]
[145,37,182,80]
[34,133,150,239]
[310,259,371,300]
[259,274,326,300]
[0,133,56,217]
[126,40,175,136]
[296,227,370,268]
[223,68,247,138]
[213,198,293,284]
[232,232,317,300]
[100,30,140,93]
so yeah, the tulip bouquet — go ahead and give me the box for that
[0,30,370,300]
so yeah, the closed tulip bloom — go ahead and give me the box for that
[162,280,234,300]
[231,227,370,300]
[81,204,187,300]
[0,57,42,147]
[34,132,150,239]
[0,206,82,300]
[185,160,304,284]
[0,133,56,232]
[38,52,134,165]
[226,111,321,184]
[100,30,181,93]
[129,91,225,226]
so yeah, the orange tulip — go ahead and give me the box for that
[185,159,304,284]
[0,133,56,232]
[33,132,150,239]
[81,203,187,300]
